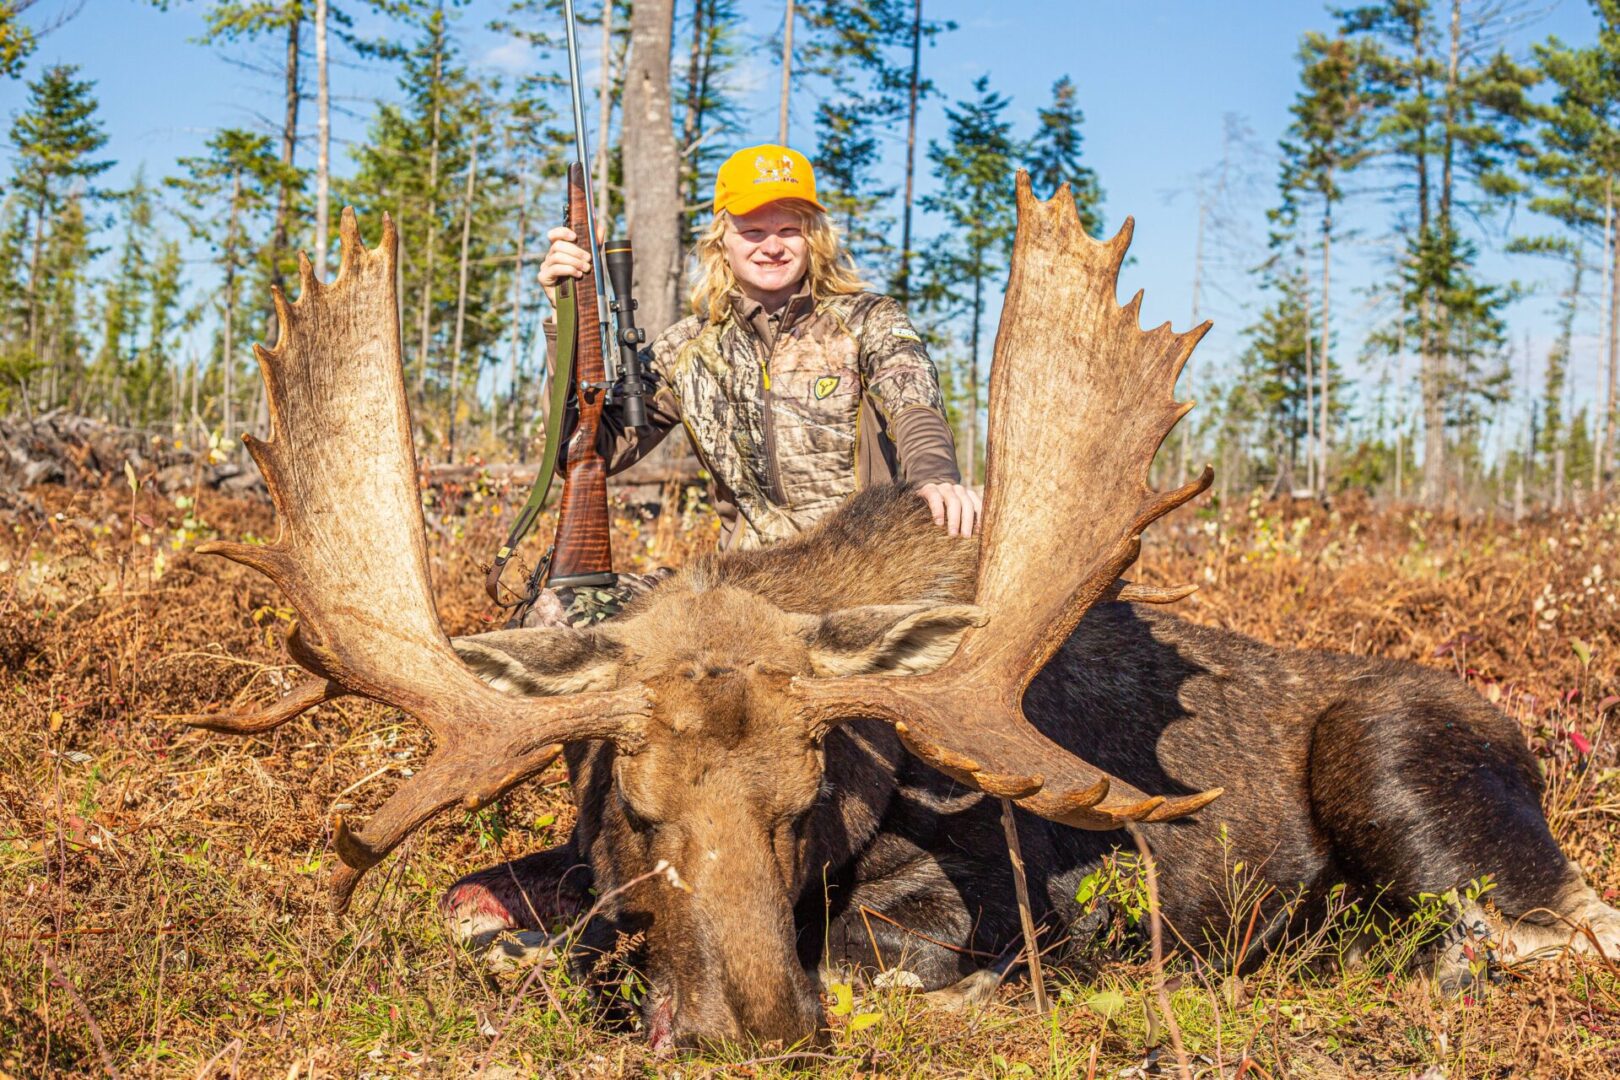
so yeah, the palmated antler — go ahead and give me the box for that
[192,209,650,911]
[793,173,1222,829]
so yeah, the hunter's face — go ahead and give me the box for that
[724,203,810,302]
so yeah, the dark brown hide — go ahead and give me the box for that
[448,484,1618,1049]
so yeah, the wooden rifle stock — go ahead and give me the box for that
[548,162,615,587]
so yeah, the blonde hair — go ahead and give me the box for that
[688,199,868,323]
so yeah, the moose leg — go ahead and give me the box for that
[1309,692,1620,979]
[817,845,1027,998]
[440,836,594,948]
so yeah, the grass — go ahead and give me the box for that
[2,473,1618,1077]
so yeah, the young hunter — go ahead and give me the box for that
[523,143,978,625]
[439,144,979,930]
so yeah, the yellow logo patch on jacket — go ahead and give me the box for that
[814,375,841,400]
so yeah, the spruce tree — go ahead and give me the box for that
[346,8,512,454]
[778,0,952,300]
[5,63,112,409]
[1340,0,1535,503]
[94,171,158,423]
[1528,13,1620,499]
[917,74,1016,486]
[166,129,285,443]
[1278,31,1376,493]
[814,101,894,276]
[1025,75,1103,235]
[676,0,745,261]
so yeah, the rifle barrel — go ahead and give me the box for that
[560,0,615,379]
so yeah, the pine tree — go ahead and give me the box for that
[1025,76,1103,235]
[94,171,159,422]
[1278,31,1376,493]
[1541,250,1581,474]
[1341,0,1535,504]
[166,129,286,443]
[347,8,514,455]
[4,63,112,409]
[1240,267,1316,488]
[775,0,952,300]
[814,102,894,275]
[917,75,1016,486]
[1527,13,1620,499]
[154,1,311,306]
[674,0,744,262]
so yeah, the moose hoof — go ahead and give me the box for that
[1430,905,1498,996]
[923,969,1002,1011]
[485,929,558,974]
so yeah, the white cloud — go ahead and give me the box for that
[481,38,534,74]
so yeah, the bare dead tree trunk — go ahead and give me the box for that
[1395,338,1405,503]
[222,172,242,446]
[1319,185,1333,493]
[314,0,330,279]
[1556,446,1567,510]
[414,38,444,406]
[270,3,301,303]
[447,140,478,463]
[622,0,681,336]
[896,0,922,304]
[1417,9,1444,505]
[1605,178,1618,504]
[1185,195,1206,484]
[507,167,530,451]
[26,205,45,400]
[189,350,200,442]
[678,0,706,273]
[777,0,794,145]
[1303,257,1316,496]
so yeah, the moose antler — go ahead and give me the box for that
[192,209,650,911]
[794,173,1222,829]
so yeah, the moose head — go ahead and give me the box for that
[193,175,1222,1047]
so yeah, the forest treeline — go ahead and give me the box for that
[3,0,1620,511]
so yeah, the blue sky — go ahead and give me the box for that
[3,0,1608,447]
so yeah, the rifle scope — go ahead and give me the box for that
[603,240,650,429]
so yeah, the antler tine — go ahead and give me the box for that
[185,675,346,735]
[196,206,650,911]
[793,174,1223,830]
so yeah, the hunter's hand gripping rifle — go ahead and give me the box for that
[483,0,650,620]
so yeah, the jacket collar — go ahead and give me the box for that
[727,280,817,345]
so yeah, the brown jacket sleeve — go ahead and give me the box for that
[890,405,961,486]
[542,316,682,475]
[856,296,961,486]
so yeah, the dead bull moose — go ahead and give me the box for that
[195,177,1620,1051]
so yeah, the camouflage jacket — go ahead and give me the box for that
[604,289,960,550]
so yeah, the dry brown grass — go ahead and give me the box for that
[2,475,1618,1078]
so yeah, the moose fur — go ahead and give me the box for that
[444,483,1620,1050]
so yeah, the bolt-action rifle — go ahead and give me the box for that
[483,0,650,623]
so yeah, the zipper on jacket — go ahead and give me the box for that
[757,313,791,507]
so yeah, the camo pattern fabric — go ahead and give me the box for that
[649,291,947,550]
[521,568,675,629]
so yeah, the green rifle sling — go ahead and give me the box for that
[483,278,578,605]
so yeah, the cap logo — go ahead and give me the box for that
[752,154,800,186]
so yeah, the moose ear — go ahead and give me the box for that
[452,627,625,696]
[806,603,988,678]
